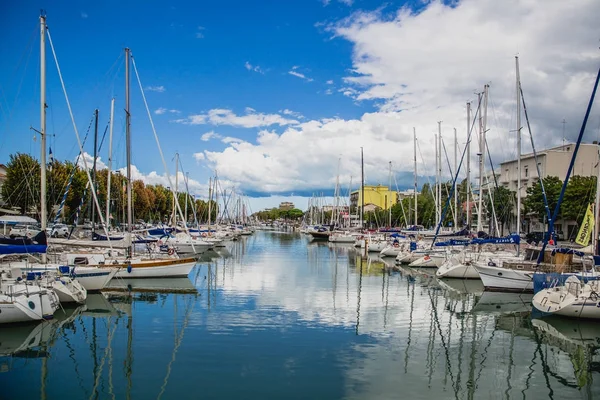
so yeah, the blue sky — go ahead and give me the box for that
[1,1,379,179]
[1,0,599,210]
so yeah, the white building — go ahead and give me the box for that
[499,142,599,237]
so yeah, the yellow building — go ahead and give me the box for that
[350,185,397,210]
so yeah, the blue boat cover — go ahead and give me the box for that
[0,244,47,254]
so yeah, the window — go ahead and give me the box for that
[524,167,528,177]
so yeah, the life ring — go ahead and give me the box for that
[201,232,207,237]
[393,242,400,248]
[424,255,430,261]
[168,248,175,256]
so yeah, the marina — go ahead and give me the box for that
[1,231,599,399]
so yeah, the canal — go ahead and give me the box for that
[1,231,599,399]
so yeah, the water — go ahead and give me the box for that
[1,232,599,399]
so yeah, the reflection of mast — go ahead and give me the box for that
[125,312,134,400]
[404,274,415,373]
[355,255,363,335]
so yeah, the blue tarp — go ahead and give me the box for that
[434,239,471,247]
[551,247,586,257]
[0,244,47,254]
[471,234,520,245]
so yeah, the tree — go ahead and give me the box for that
[287,208,304,220]
[522,176,562,224]
[1,153,40,215]
[486,186,515,235]
[561,175,596,224]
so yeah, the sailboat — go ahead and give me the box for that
[67,48,197,279]
[0,14,87,306]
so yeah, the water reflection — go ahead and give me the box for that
[0,233,598,399]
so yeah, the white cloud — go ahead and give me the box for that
[193,152,205,161]
[288,66,314,82]
[145,85,166,93]
[193,0,600,196]
[326,80,334,85]
[155,108,180,115]
[280,109,304,119]
[245,61,265,74]
[196,26,205,39]
[174,108,299,128]
[81,12,88,19]
[324,88,333,95]
[201,131,222,141]
[76,152,108,171]
[322,0,352,6]
[118,165,209,198]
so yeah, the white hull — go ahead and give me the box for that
[0,284,59,324]
[436,261,480,279]
[380,245,401,257]
[532,277,600,319]
[329,235,356,243]
[70,267,119,291]
[473,264,533,292]
[115,259,196,278]
[367,241,388,252]
[171,242,212,254]
[409,254,445,268]
[51,278,87,304]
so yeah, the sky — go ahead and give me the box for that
[1,0,599,211]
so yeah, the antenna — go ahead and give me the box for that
[562,118,566,149]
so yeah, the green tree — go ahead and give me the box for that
[561,175,596,224]
[486,186,515,235]
[522,176,562,224]
[1,153,40,215]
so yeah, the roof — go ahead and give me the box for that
[0,215,38,223]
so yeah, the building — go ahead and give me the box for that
[498,142,599,238]
[279,201,295,211]
[350,185,397,211]
[499,143,598,198]
[397,189,420,200]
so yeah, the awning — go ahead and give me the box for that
[0,215,38,223]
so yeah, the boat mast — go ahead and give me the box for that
[594,145,600,255]
[125,47,133,257]
[454,127,458,228]
[434,133,439,226]
[40,14,47,264]
[466,102,471,229]
[208,177,212,229]
[388,161,392,227]
[360,147,364,229]
[437,122,443,228]
[173,152,179,227]
[477,91,483,233]
[413,128,417,226]
[106,98,114,228]
[515,56,522,255]
[91,108,98,233]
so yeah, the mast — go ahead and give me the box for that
[413,128,417,226]
[125,47,133,257]
[388,161,392,227]
[437,122,443,227]
[360,147,364,229]
[434,133,439,225]
[184,172,189,226]
[594,145,600,255]
[453,127,458,228]
[466,102,471,229]
[106,98,114,228]
[40,14,47,263]
[208,177,212,229]
[173,152,179,227]
[91,108,98,233]
[482,85,489,233]
[477,91,483,232]
[515,56,522,254]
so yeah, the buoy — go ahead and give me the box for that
[127,264,132,273]
[168,248,175,256]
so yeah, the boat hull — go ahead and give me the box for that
[473,264,534,292]
[114,258,196,279]
[0,285,59,324]
[436,262,480,279]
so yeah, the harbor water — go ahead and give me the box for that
[1,231,599,399]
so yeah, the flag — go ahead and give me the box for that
[575,203,594,246]
[48,147,54,171]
